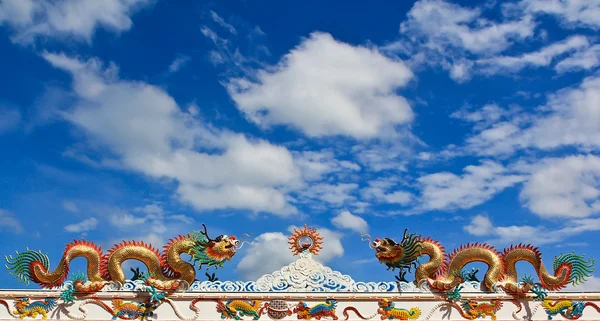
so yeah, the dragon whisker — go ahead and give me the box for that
[360,233,376,249]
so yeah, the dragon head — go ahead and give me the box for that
[188,224,253,269]
[361,229,422,270]
[377,298,393,309]
[14,298,30,310]
[205,234,239,260]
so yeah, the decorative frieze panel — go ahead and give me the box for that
[1,291,599,320]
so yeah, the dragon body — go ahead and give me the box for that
[295,300,339,320]
[458,300,502,320]
[366,229,595,293]
[376,299,421,320]
[13,298,57,320]
[542,299,600,320]
[217,299,263,320]
[5,225,246,291]
[111,299,153,320]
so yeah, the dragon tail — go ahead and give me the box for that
[42,298,57,311]
[5,248,52,286]
[408,307,421,319]
[500,245,594,292]
[342,307,376,320]
[5,240,104,288]
[548,252,595,289]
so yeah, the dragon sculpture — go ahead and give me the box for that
[295,300,339,320]
[111,299,155,320]
[216,299,263,320]
[5,224,252,291]
[457,300,502,320]
[541,299,600,320]
[12,298,57,320]
[362,229,595,293]
[376,299,421,320]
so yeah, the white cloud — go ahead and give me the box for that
[387,0,536,82]
[459,73,600,156]
[0,0,152,44]
[209,10,236,35]
[399,0,535,55]
[298,183,358,206]
[0,209,24,233]
[463,214,493,236]
[331,211,369,233]
[64,217,98,233]
[106,203,194,246]
[236,226,344,280]
[177,184,296,215]
[555,45,600,73]
[42,52,303,215]
[565,275,600,292]
[464,214,600,246]
[168,55,191,73]
[520,155,600,218]
[236,232,295,280]
[62,200,79,213]
[451,104,516,131]
[416,161,526,212]
[475,35,590,75]
[361,179,413,206]
[0,106,21,134]
[226,32,414,139]
[521,0,600,30]
[524,73,600,151]
[293,150,360,182]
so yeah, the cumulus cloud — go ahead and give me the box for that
[298,183,358,206]
[64,217,98,233]
[0,0,152,44]
[42,52,302,215]
[384,0,536,81]
[293,150,360,182]
[458,73,600,157]
[226,32,414,139]
[331,211,369,234]
[107,203,194,246]
[400,0,535,55]
[565,275,600,292]
[464,214,600,246]
[463,214,493,236]
[236,226,344,280]
[555,45,600,73]
[415,161,526,212]
[520,155,600,218]
[521,0,600,30]
[475,35,590,75]
[361,178,413,206]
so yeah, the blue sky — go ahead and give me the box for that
[1,0,600,290]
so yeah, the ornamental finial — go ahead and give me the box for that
[288,224,323,256]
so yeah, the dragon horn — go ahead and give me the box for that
[201,224,214,242]
[401,228,409,243]
[360,234,376,249]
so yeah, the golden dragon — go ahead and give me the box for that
[6,224,251,291]
[362,229,595,293]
